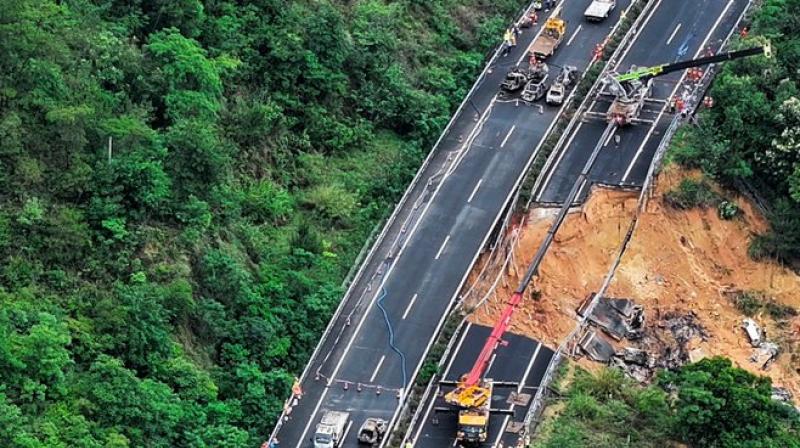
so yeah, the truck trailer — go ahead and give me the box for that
[584,0,616,21]
[529,17,566,59]
[313,411,350,448]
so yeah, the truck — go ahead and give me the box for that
[313,411,350,448]
[584,0,616,21]
[528,17,566,60]
[454,380,493,445]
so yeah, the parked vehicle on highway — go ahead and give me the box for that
[500,68,530,92]
[546,65,578,105]
[529,17,566,59]
[584,0,616,21]
[545,82,565,105]
[357,418,387,445]
[521,76,548,102]
[313,411,350,448]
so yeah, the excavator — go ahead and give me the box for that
[589,44,770,125]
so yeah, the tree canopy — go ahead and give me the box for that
[669,0,800,263]
[0,0,525,445]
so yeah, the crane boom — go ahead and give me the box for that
[615,45,769,83]
[462,291,523,387]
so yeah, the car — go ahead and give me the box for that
[546,83,565,105]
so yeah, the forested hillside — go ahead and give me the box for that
[670,0,800,263]
[0,0,525,446]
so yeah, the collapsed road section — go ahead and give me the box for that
[408,0,763,447]
[269,1,633,447]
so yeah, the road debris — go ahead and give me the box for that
[742,318,763,347]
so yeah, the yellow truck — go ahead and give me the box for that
[529,17,566,59]
[454,381,492,445]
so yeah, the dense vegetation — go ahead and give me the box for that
[538,358,800,448]
[669,0,800,263]
[0,0,527,445]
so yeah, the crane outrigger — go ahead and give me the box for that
[589,44,770,125]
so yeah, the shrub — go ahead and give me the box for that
[717,200,740,219]
[664,179,721,209]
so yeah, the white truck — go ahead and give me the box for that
[584,0,616,21]
[313,411,350,448]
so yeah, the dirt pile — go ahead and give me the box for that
[606,167,800,398]
[467,166,800,399]
[467,187,639,346]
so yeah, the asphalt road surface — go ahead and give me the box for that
[271,1,631,447]
[410,324,554,448]
[536,0,750,205]
[408,1,752,447]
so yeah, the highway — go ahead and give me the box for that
[409,1,752,447]
[410,324,554,448]
[270,1,630,447]
[536,0,750,204]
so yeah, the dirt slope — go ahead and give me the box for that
[467,166,800,399]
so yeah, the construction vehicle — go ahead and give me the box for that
[593,44,770,125]
[546,65,578,105]
[313,411,350,448]
[357,418,387,445]
[529,17,566,59]
[584,0,616,21]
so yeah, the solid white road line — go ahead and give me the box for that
[491,342,544,448]
[666,23,682,45]
[535,121,584,201]
[402,294,419,320]
[500,125,516,148]
[411,323,473,446]
[622,0,735,182]
[567,24,583,46]
[342,420,354,446]
[435,235,450,260]
[486,353,498,374]
[467,179,483,204]
[603,128,616,147]
[370,355,386,382]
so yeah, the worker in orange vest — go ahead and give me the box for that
[740,26,749,38]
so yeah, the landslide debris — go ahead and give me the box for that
[467,166,800,400]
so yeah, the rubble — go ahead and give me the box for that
[578,330,616,362]
[586,297,644,340]
[772,386,793,403]
[618,347,655,367]
[750,341,780,370]
[467,167,800,400]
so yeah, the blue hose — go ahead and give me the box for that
[376,287,408,388]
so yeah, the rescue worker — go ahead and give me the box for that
[740,26,749,38]
[530,10,538,25]
[503,28,514,55]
